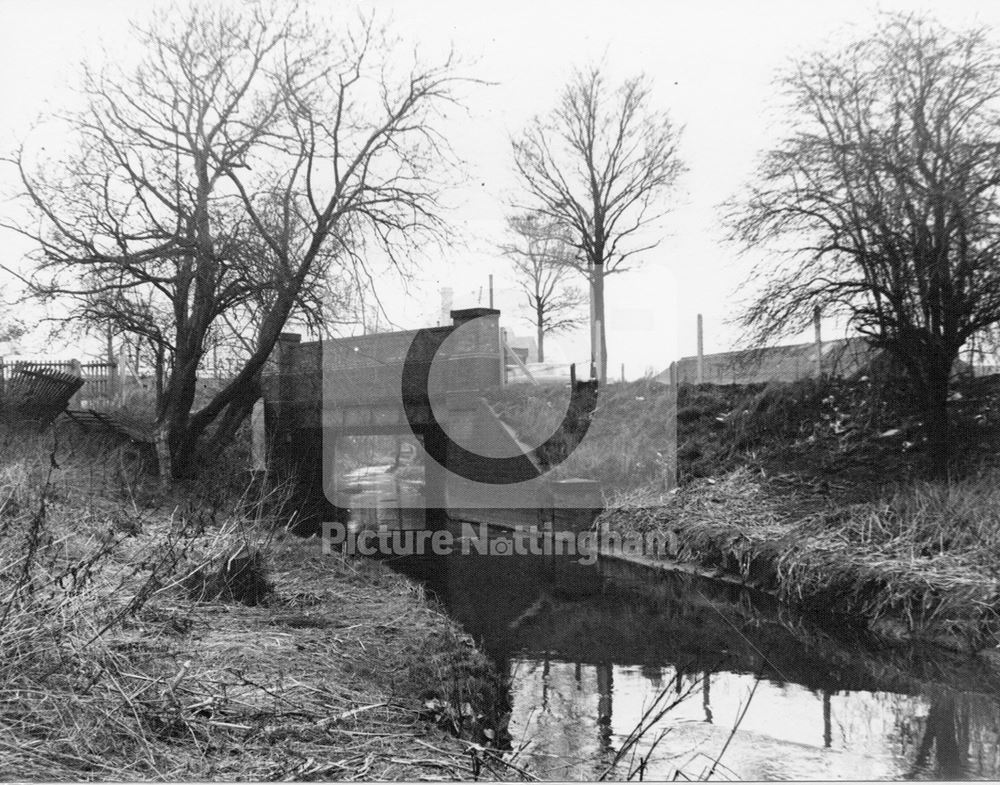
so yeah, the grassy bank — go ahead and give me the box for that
[601,468,1000,652]
[0,428,511,781]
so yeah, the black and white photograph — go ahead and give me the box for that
[1,0,1000,781]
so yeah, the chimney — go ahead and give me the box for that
[439,287,453,327]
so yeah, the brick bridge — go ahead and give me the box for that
[261,308,596,526]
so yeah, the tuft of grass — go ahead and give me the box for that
[776,475,1000,643]
[181,545,273,606]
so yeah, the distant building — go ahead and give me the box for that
[656,337,882,386]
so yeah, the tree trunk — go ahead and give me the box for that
[169,284,305,477]
[208,372,262,454]
[154,422,172,483]
[153,344,166,415]
[923,357,952,480]
[592,263,607,384]
[537,317,545,363]
[909,696,962,778]
[160,339,204,478]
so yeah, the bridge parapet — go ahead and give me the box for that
[262,308,504,435]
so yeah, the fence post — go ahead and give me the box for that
[69,359,83,408]
[105,357,117,404]
[117,351,128,405]
[250,398,267,472]
[696,313,704,385]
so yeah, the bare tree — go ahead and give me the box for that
[3,4,464,477]
[502,213,585,362]
[512,65,683,383]
[727,14,1000,476]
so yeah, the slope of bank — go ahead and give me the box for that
[0,429,511,782]
[601,468,1000,653]
[128,538,513,781]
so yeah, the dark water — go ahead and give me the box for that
[367,513,1000,780]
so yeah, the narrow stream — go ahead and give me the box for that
[350,505,1000,780]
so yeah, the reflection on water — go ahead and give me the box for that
[506,661,1000,780]
[360,509,1000,780]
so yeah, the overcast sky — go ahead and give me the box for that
[2,0,999,374]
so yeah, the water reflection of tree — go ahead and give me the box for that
[907,695,968,779]
[597,663,614,756]
[823,690,832,748]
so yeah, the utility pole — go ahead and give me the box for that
[696,314,704,385]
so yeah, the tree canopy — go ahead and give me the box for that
[4,3,465,475]
[728,14,1000,473]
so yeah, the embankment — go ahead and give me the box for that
[600,468,1000,655]
[0,428,510,782]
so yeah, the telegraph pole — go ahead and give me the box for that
[696,314,704,385]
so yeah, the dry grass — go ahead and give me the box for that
[602,468,1000,650]
[0,428,513,781]
[490,377,678,488]
[777,476,1000,644]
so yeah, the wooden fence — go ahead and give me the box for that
[0,362,84,426]
[0,357,128,407]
